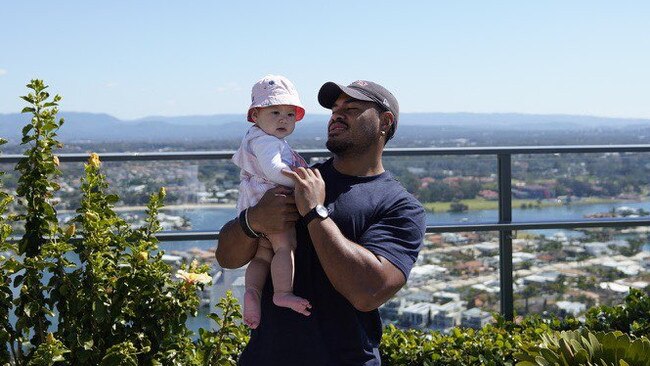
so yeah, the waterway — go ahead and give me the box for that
[155,200,650,252]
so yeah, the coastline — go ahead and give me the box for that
[422,197,641,212]
[54,197,646,214]
[57,203,237,214]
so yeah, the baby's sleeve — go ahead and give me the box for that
[249,135,296,187]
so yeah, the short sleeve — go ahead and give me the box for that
[358,196,425,280]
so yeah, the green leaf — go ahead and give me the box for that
[20,95,34,103]
[106,194,119,204]
[84,339,94,350]
[22,124,34,135]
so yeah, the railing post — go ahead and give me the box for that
[498,153,514,321]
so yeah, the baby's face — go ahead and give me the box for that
[252,105,297,139]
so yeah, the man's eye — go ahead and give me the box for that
[272,111,280,115]
[288,113,295,117]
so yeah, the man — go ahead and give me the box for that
[216,80,426,365]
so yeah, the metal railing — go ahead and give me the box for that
[3,145,650,320]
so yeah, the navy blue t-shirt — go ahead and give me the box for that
[238,158,425,365]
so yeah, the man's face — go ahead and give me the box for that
[326,94,382,156]
[252,105,297,139]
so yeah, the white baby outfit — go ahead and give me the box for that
[232,125,307,213]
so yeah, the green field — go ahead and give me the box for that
[422,197,626,212]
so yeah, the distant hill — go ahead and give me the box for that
[397,113,650,129]
[2,111,650,144]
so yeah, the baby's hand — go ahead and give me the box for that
[272,186,294,196]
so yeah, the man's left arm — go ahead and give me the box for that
[307,218,408,312]
[283,167,424,312]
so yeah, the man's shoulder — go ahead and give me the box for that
[377,171,420,198]
[374,173,425,214]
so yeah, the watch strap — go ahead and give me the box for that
[303,205,327,226]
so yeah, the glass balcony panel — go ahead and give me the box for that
[385,231,501,333]
[511,152,650,223]
[513,228,649,318]
[383,155,499,225]
[3,148,649,332]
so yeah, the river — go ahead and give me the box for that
[156,200,650,252]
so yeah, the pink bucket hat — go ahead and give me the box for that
[247,75,305,122]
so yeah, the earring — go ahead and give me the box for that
[380,131,386,136]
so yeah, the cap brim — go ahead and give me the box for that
[318,82,375,109]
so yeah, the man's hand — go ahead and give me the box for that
[248,186,300,234]
[281,167,325,216]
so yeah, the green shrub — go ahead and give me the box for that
[0,137,15,362]
[0,80,248,365]
[380,315,564,365]
[585,288,650,338]
[196,291,249,365]
[516,330,650,366]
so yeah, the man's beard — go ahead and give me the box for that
[326,136,374,157]
[326,138,353,155]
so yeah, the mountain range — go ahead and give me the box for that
[2,112,650,144]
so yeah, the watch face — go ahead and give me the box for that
[316,205,329,218]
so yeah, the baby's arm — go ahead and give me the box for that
[250,135,296,187]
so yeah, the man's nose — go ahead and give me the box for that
[331,110,345,121]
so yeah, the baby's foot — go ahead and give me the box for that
[244,288,261,329]
[273,293,312,316]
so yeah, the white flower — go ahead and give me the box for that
[175,270,211,285]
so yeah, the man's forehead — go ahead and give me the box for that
[332,94,373,108]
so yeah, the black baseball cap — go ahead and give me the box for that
[318,80,399,127]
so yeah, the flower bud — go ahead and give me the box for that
[136,251,148,261]
[84,211,99,222]
[190,259,199,271]
[88,153,101,168]
[65,224,76,237]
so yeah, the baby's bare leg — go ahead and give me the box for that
[266,230,311,316]
[243,239,273,329]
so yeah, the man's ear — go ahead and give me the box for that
[380,111,394,135]
[250,108,259,123]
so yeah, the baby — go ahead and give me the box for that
[232,75,311,328]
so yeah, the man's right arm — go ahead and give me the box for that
[215,187,299,269]
[214,218,259,269]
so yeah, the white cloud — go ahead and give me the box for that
[0,69,7,77]
[216,82,242,94]
[105,81,118,88]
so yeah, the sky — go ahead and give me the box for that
[1,1,649,120]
